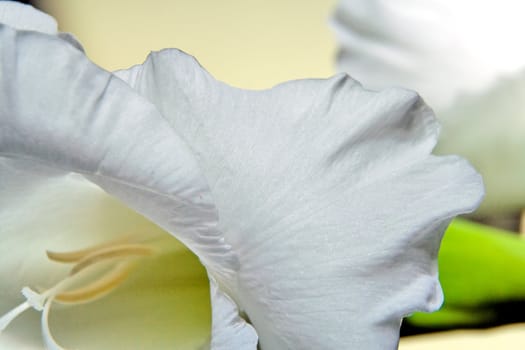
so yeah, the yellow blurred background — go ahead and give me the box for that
[34,0,525,348]
[36,0,335,89]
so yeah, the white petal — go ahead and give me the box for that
[0,158,117,310]
[208,276,258,350]
[0,2,57,34]
[331,0,524,213]
[117,49,483,349]
[0,25,238,278]
[0,2,83,52]
[0,160,213,349]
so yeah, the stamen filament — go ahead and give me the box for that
[22,287,47,311]
[0,301,31,332]
[70,244,153,275]
[55,262,134,304]
[41,297,66,350]
[1,233,160,343]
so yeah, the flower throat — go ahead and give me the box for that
[0,234,159,349]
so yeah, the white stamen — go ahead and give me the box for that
[0,287,49,332]
[1,236,157,347]
[0,301,32,332]
[41,297,66,350]
[22,287,47,311]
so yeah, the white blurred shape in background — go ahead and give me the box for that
[332,0,525,213]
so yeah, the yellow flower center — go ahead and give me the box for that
[46,235,156,305]
[0,233,211,349]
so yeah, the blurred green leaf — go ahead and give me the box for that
[408,305,495,328]
[406,218,525,328]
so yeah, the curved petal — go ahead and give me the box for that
[0,2,83,52]
[331,0,524,213]
[331,0,525,110]
[0,158,212,349]
[0,24,238,278]
[0,2,57,34]
[0,158,124,309]
[208,276,258,350]
[116,49,483,349]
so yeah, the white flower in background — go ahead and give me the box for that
[332,0,525,213]
[0,3,483,350]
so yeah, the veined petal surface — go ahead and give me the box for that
[116,49,484,349]
[0,7,254,348]
[331,0,525,212]
[0,159,212,349]
[0,23,239,278]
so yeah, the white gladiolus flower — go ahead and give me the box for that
[332,0,525,213]
[0,3,483,350]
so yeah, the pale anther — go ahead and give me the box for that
[0,234,157,335]
[69,243,154,275]
[46,234,139,263]
[55,262,135,304]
